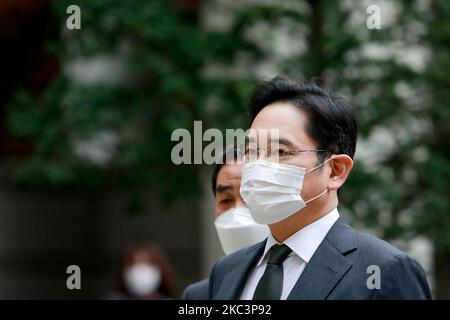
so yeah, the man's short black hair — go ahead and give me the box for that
[249,76,357,163]
[211,146,239,196]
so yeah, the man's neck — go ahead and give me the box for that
[269,200,338,242]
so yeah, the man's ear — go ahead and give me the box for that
[328,154,353,191]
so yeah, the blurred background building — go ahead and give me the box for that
[0,0,449,298]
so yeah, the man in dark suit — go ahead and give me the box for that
[208,77,432,300]
[181,148,269,299]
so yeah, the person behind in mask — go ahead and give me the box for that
[107,242,175,300]
[209,77,432,300]
[180,147,269,300]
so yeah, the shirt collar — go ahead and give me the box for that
[256,208,340,267]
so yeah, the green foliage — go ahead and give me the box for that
[6,0,264,199]
[5,0,450,254]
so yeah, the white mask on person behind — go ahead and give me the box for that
[240,158,332,225]
[124,263,161,296]
[214,206,269,255]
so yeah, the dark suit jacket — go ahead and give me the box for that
[209,217,432,299]
[181,278,209,300]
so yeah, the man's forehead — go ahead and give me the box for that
[246,133,296,147]
[217,163,242,184]
[248,102,310,146]
[252,101,308,124]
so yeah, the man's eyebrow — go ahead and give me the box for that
[245,136,294,146]
[216,184,232,193]
[273,137,295,148]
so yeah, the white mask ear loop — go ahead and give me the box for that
[303,156,333,204]
[305,156,334,174]
[304,188,328,204]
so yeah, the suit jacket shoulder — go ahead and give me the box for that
[181,278,209,300]
[209,217,432,300]
[322,220,432,299]
[355,232,431,299]
[209,240,266,299]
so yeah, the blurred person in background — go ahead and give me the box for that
[107,242,175,300]
[181,147,269,299]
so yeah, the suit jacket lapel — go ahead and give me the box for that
[287,217,357,300]
[215,239,266,299]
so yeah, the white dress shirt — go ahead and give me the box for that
[239,208,340,300]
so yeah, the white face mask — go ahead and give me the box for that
[214,206,269,255]
[240,158,332,225]
[124,263,161,296]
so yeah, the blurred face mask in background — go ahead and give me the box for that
[214,206,269,255]
[240,158,331,225]
[124,263,161,296]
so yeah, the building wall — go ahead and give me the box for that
[0,181,201,299]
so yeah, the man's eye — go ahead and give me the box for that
[220,199,232,204]
[277,148,290,156]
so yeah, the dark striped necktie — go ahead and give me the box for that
[253,244,292,300]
